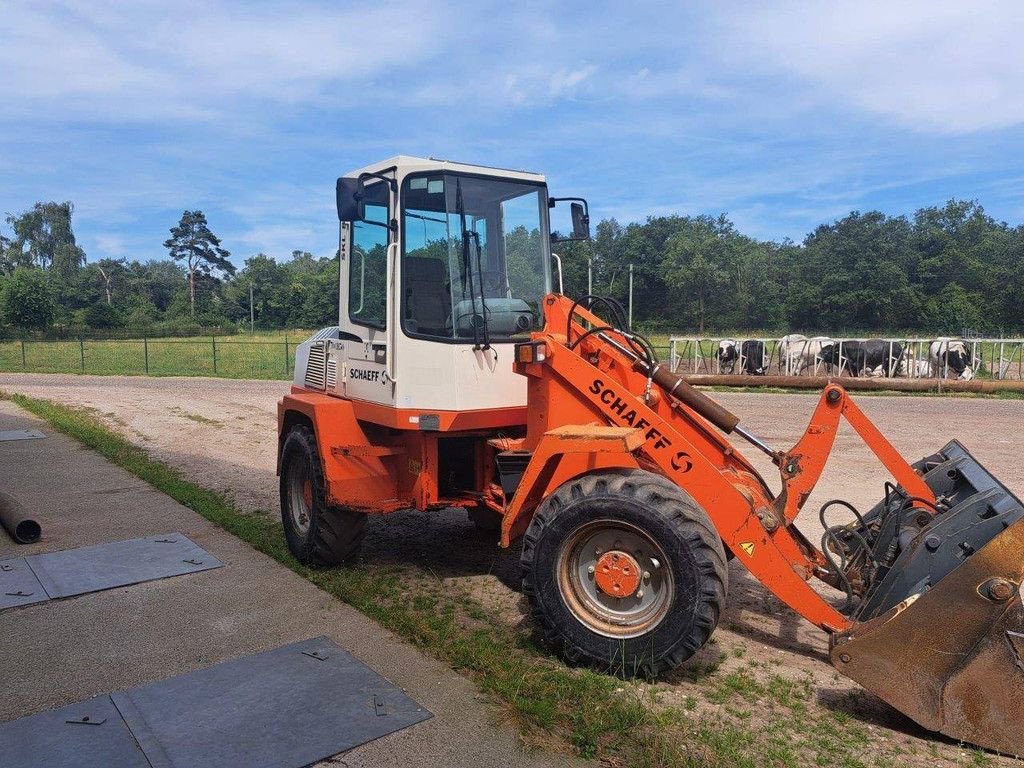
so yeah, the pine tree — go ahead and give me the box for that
[163,210,234,316]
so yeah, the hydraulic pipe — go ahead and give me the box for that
[0,491,41,544]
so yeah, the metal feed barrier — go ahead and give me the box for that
[668,336,1024,383]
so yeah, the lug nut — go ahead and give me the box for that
[924,534,941,552]
[587,565,595,576]
[839,653,851,663]
[636,590,644,599]
[643,570,651,582]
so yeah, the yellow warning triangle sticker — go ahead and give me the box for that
[739,542,755,556]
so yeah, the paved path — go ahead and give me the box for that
[0,400,580,768]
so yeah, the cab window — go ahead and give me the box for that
[349,181,389,329]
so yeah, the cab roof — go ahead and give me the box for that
[345,155,546,184]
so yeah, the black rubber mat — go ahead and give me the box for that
[0,558,48,610]
[1,696,149,768]
[25,533,222,599]
[112,636,431,768]
[0,429,45,441]
[0,533,222,611]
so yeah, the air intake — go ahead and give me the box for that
[304,342,327,390]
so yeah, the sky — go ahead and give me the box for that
[2,0,1024,267]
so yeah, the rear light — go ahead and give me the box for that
[516,342,547,364]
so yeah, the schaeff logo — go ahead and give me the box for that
[350,368,382,382]
[588,378,693,472]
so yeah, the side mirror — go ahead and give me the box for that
[570,202,590,240]
[336,177,364,222]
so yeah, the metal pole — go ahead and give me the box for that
[587,257,592,295]
[284,337,290,376]
[80,338,85,372]
[249,282,255,335]
[628,263,633,328]
[212,336,217,374]
[21,339,26,368]
[144,337,149,375]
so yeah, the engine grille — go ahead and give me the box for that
[304,342,327,390]
[325,357,338,391]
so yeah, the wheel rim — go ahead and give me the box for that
[556,518,674,638]
[286,458,313,536]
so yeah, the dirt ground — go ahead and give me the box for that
[2,373,1022,766]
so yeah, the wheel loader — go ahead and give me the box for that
[278,155,1024,755]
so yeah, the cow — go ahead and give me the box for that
[818,340,865,376]
[717,339,766,375]
[779,334,832,375]
[740,339,767,375]
[777,334,806,374]
[896,358,934,377]
[818,340,904,377]
[930,338,974,380]
[717,339,738,373]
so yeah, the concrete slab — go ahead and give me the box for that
[0,400,581,768]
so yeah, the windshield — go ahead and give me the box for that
[401,172,551,343]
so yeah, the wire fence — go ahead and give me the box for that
[0,337,296,380]
[668,336,1024,381]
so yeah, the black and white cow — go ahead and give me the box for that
[929,338,974,380]
[717,339,738,373]
[819,340,904,377]
[717,339,767,375]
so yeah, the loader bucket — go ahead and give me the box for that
[829,441,1024,756]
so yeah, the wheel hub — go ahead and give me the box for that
[594,550,641,598]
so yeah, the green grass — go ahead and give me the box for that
[0,333,309,379]
[6,392,984,767]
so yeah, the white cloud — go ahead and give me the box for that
[723,0,1024,133]
[549,65,597,97]
[0,1,445,120]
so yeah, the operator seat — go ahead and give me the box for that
[404,257,451,336]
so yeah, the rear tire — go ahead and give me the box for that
[521,469,727,677]
[280,425,366,567]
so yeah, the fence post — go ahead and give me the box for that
[80,338,85,372]
[21,339,26,369]
[144,337,149,375]
[212,336,218,374]
[284,337,290,376]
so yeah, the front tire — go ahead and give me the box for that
[280,425,366,567]
[521,469,727,677]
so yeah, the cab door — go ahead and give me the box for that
[338,179,395,407]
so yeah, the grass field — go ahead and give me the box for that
[0,330,673,380]
[0,331,315,379]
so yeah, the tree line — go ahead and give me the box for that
[1,198,1021,337]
